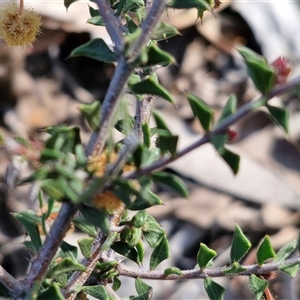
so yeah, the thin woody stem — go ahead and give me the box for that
[118,256,300,280]
[124,76,300,179]
[0,265,23,298]
[21,202,78,293]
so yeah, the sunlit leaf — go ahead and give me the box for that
[150,235,170,270]
[197,243,217,269]
[238,47,275,93]
[130,77,174,103]
[71,39,118,63]
[256,235,276,266]
[230,223,251,263]
[187,93,214,131]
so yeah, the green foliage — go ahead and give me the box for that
[256,235,276,266]
[71,38,118,63]
[3,1,300,300]
[230,223,252,263]
[267,104,289,133]
[197,243,217,269]
[204,277,225,300]
[151,171,189,197]
[14,210,42,252]
[187,93,214,131]
[248,275,268,300]
[238,47,275,93]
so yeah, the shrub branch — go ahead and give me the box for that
[118,256,300,280]
[125,76,300,179]
[20,202,78,294]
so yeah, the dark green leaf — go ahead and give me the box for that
[256,235,276,266]
[152,22,180,41]
[166,0,211,10]
[14,210,42,252]
[152,171,189,197]
[113,277,122,291]
[135,278,152,295]
[130,77,174,103]
[210,134,228,155]
[150,235,170,270]
[121,0,144,14]
[78,237,94,258]
[79,205,110,234]
[111,242,141,265]
[64,0,79,10]
[131,210,147,228]
[59,241,78,260]
[128,188,163,210]
[47,257,85,277]
[114,116,135,134]
[144,43,175,67]
[37,283,64,300]
[230,223,251,263]
[121,227,142,247]
[71,38,118,63]
[238,47,275,93]
[187,93,214,131]
[126,15,139,33]
[142,214,165,248]
[197,243,217,269]
[44,126,81,154]
[274,239,297,262]
[142,122,151,148]
[204,277,225,300]
[218,94,237,123]
[40,148,65,162]
[88,5,99,17]
[152,111,170,132]
[82,285,109,299]
[163,267,183,276]
[78,101,101,131]
[223,262,247,275]
[221,148,240,175]
[72,217,97,237]
[248,274,268,300]
[156,129,178,156]
[267,104,289,133]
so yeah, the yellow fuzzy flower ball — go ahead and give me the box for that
[0,3,41,46]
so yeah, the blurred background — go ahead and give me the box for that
[1,1,300,299]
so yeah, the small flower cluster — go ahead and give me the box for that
[0,2,41,47]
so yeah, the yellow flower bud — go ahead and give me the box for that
[0,3,41,47]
